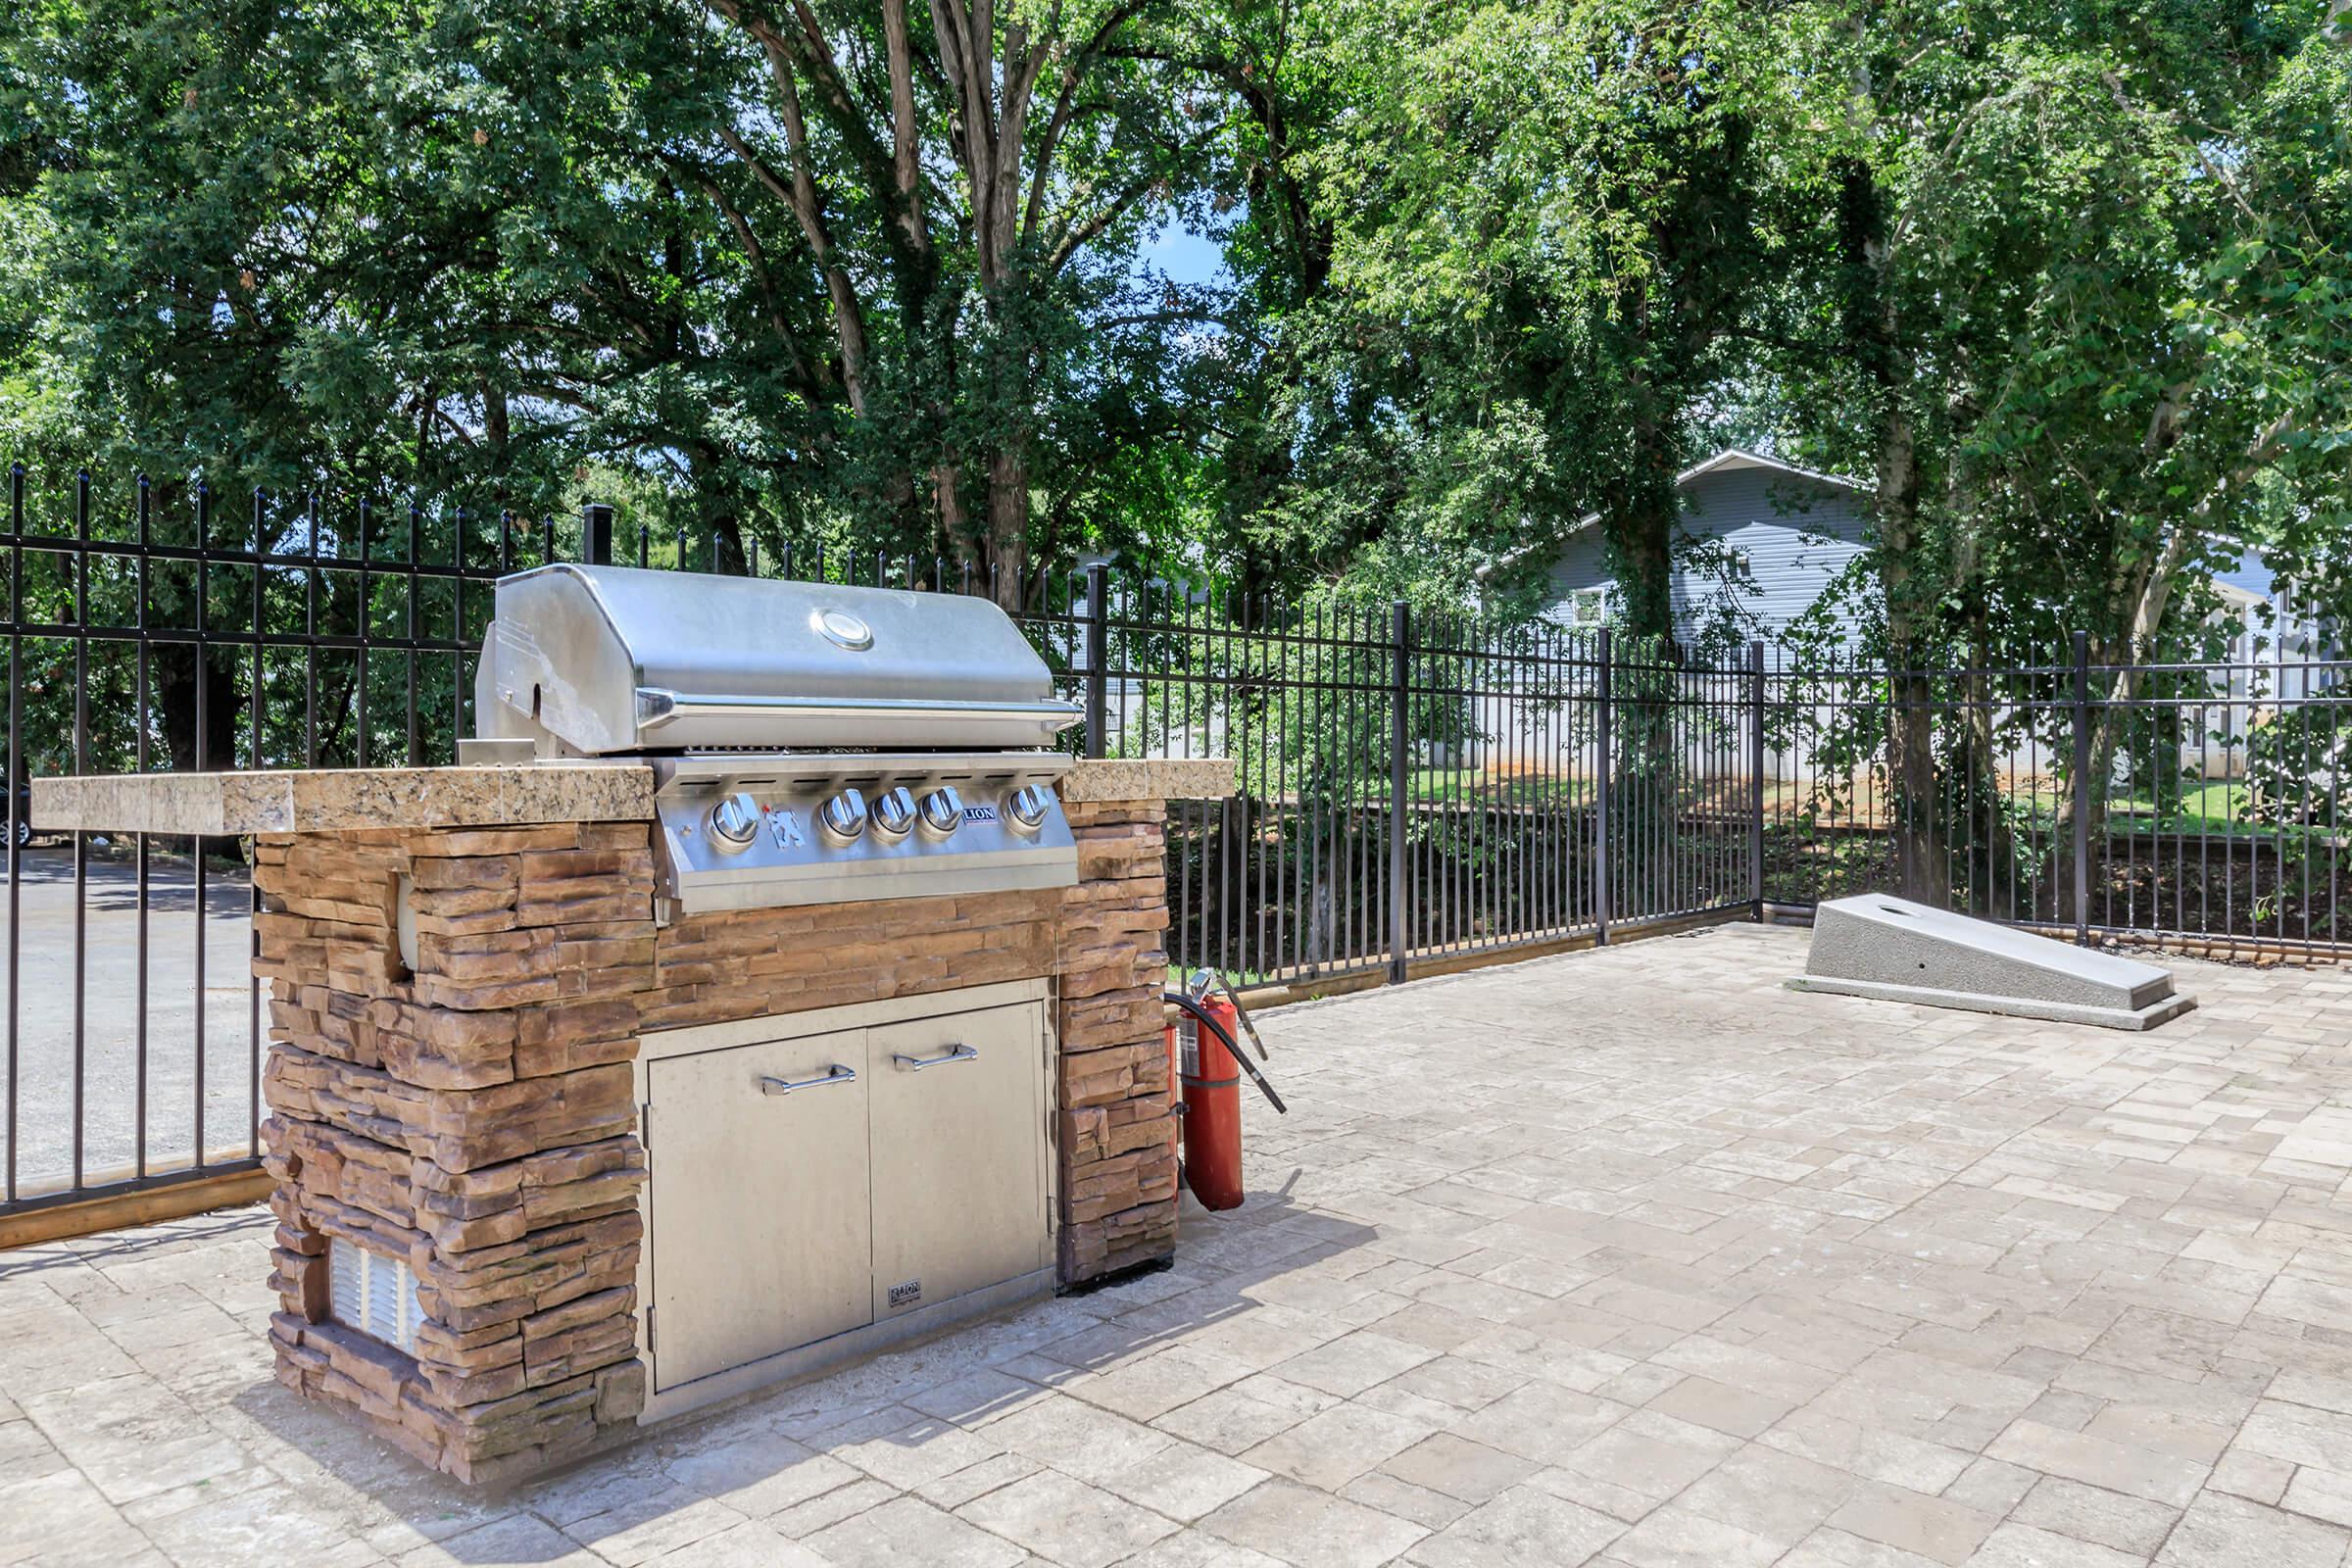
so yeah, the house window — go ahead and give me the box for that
[327,1239,426,1353]
[1571,589,1610,626]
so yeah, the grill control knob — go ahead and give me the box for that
[818,788,868,844]
[1005,783,1054,832]
[918,787,963,837]
[709,792,760,852]
[871,786,916,840]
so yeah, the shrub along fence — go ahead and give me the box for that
[0,464,2343,1220]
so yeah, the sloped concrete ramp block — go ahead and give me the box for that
[1789,894,2194,1031]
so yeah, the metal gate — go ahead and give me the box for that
[1,469,548,1219]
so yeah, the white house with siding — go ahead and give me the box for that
[2182,557,2342,778]
[1538,448,1873,647]
[1495,454,2338,788]
[1456,449,1872,779]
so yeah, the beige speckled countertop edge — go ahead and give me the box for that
[35,755,1229,833]
[31,763,656,836]
[1058,758,1237,802]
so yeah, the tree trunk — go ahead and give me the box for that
[986,446,1029,612]
[154,647,244,775]
[1606,353,1680,646]
[1303,812,1339,973]
[1597,383,1683,917]
[1611,517,1675,649]
[688,441,751,575]
[2049,415,2291,915]
[483,380,510,484]
[1962,603,2020,917]
[756,66,871,416]
[880,0,933,260]
[1837,142,1946,906]
[2057,527,2194,914]
[1876,407,1947,906]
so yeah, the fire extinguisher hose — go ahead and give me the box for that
[1199,968,1273,1062]
[1164,992,1289,1115]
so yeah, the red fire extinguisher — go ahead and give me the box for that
[1165,971,1286,1212]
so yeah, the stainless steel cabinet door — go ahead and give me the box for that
[647,1029,873,1391]
[865,1003,1049,1320]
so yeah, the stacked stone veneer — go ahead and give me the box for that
[253,787,1181,1485]
[1056,800,1180,1281]
[256,823,655,1486]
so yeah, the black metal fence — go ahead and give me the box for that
[1079,588,1761,986]
[2,463,2343,1222]
[1760,635,2351,955]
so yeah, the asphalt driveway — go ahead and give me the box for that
[0,846,258,1196]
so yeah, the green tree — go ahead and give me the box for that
[1285,0,1823,636]
[1773,0,2352,903]
[2,0,1229,596]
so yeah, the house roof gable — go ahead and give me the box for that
[1565,448,1869,533]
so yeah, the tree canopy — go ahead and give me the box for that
[4,0,2347,644]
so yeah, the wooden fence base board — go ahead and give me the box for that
[0,1170,273,1250]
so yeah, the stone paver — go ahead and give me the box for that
[7,922,2352,1564]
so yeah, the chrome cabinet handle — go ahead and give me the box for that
[891,1044,979,1072]
[759,1063,858,1096]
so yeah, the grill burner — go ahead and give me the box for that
[468,564,1082,916]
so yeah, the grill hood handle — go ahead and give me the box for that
[633,687,1080,740]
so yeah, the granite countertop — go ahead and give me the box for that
[1058,758,1238,802]
[30,763,655,836]
[30,755,1233,836]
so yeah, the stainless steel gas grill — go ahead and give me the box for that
[466,564,1081,916]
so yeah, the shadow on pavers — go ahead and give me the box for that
[221,1174,1368,1562]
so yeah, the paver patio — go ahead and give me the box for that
[8,920,2352,1566]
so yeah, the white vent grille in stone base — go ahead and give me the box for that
[327,1240,425,1353]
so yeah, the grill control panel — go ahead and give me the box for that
[650,754,1078,920]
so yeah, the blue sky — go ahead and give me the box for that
[1138,223,1229,288]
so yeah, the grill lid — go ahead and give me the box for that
[475,564,1079,755]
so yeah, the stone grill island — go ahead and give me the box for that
[31,754,1232,1485]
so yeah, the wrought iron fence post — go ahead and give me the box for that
[582,502,613,565]
[2072,630,2091,945]
[1389,600,1410,984]
[5,463,19,1204]
[1082,564,1108,759]
[1750,639,1767,920]
[1595,627,1613,947]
